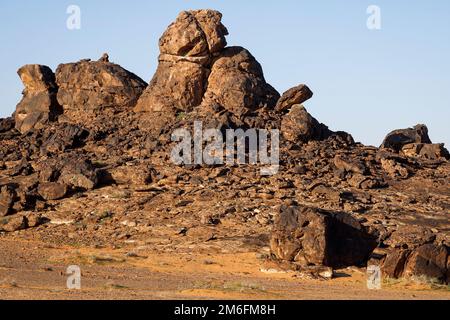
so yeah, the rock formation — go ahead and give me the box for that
[134,10,279,123]
[14,65,61,134]
[0,9,448,286]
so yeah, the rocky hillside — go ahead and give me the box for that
[0,10,449,284]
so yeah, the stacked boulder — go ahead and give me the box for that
[134,10,279,120]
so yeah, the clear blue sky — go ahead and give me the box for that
[1,0,449,147]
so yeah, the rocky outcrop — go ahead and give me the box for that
[135,10,279,120]
[56,58,147,115]
[135,10,228,114]
[270,205,377,268]
[14,65,62,134]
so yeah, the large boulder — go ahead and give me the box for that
[275,84,313,113]
[37,182,68,201]
[14,65,62,134]
[281,105,332,143]
[56,57,147,115]
[380,124,432,152]
[159,10,227,56]
[202,47,280,116]
[270,205,377,268]
[403,244,448,283]
[376,225,449,284]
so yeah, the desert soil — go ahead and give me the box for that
[0,239,448,300]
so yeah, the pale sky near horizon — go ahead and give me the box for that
[1,0,449,147]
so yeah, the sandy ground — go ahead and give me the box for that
[0,239,448,300]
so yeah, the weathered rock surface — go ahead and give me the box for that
[135,10,279,121]
[0,185,16,217]
[202,47,280,116]
[402,143,450,160]
[281,105,332,143]
[381,124,432,152]
[37,182,68,201]
[14,65,61,134]
[56,58,147,114]
[270,205,377,268]
[0,214,28,232]
[275,84,313,113]
[135,10,228,114]
[135,55,209,113]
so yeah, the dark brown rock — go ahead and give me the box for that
[38,182,68,201]
[56,58,147,114]
[202,47,280,116]
[14,65,62,134]
[270,205,377,268]
[275,84,313,113]
[381,250,410,279]
[0,185,16,217]
[334,155,367,175]
[402,143,450,160]
[403,244,448,283]
[58,157,98,190]
[380,124,432,152]
[0,117,15,133]
[281,105,332,143]
[0,214,28,232]
[40,123,89,154]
